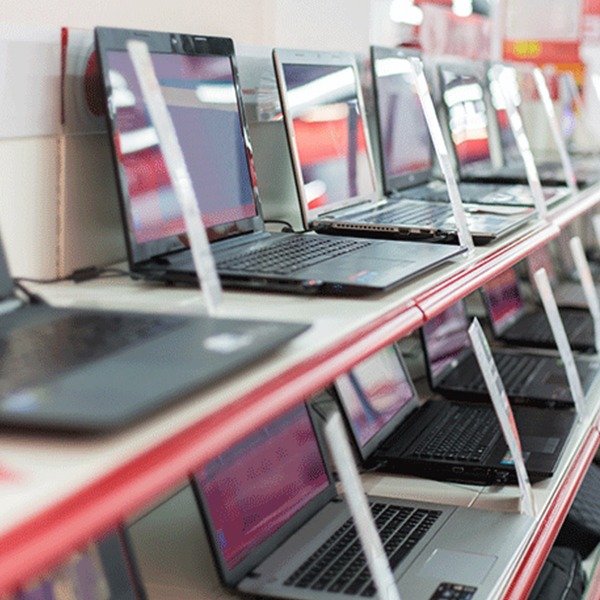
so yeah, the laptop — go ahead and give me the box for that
[421,300,599,408]
[0,230,309,433]
[272,46,533,246]
[480,266,595,352]
[437,60,575,196]
[95,27,463,297]
[487,64,600,188]
[370,45,541,215]
[17,526,145,599]
[190,401,534,599]
[526,243,600,310]
[331,343,574,485]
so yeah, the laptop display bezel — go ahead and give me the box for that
[370,45,435,194]
[189,402,338,588]
[332,343,420,462]
[273,47,380,226]
[94,26,266,269]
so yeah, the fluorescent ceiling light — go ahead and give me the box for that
[389,0,424,26]
[453,0,473,17]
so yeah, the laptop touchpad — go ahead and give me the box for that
[522,435,560,454]
[418,548,497,585]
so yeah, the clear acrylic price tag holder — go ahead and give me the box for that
[534,268,586,420]
[127,39,223,315]
[407,57,474,254]
[325,411,402,600]
[532,68,579,195]
[488,64,548,221]
[467,318,536,517]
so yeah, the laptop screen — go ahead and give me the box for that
[421,301,471,384]
[372,50,432,191]
[277,59,377,216]
[102,40,260,262]
[481,268,526,336]
[439,65,493,175]
[193,403,330,575]
[334,345,416,456]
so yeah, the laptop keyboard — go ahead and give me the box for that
[514,311,586,345]
[0,312,183,397]
[459,352,541,395]
[216,236,370,275]
[284,502,441,597]
[363,203,452,227]
[410,405,499,463]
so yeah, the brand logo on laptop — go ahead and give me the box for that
[204,332,254,354]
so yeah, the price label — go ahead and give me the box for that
[488,65,547,220]
[534,268,585,418]
[325,411,402,600]
[127,40,223,315]
[408,58,474,253]
[468,319,535,517]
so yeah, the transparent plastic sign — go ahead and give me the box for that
[534,268,585,418]
[127,40,223,315]
[324,411,402,600]
[488,65,547,220]
[569,236,600,354]
[467,319,535,517]
[407,57,474,254]
[532,68,578,195]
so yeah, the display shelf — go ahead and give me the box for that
[2,187,600,596]
[548,181,600,229]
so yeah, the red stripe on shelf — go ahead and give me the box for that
[0,303,423,594]
[504,428,600,599]
[60,28,68,126]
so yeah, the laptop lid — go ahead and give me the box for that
[421,301,473,388]
[272,48,379,225]
[333,344,419,462]
[480,268,528,337]
[438,62,495,178]
[191,403,336,587]
[95,27,264,268]
[370,46,434,193]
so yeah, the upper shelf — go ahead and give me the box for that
[1,186,599,595]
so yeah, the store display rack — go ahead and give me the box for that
[1,184,600,597]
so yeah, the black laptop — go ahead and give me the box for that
[271,46,532,246]
[190,401,534,600]
[480,266,595,352]
[486,64,600,188]
[421,300,599,408]
[0,233,308,433]
[95,27,463,297]
[437,60,575,196]
[17,526,145,599]
[370,45,541,216]
[331,343,574,485]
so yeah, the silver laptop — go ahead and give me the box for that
[191,401,534,599]
[272,46,536,246]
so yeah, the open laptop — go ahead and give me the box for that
[95,27,463,297]
[421,300,599,408]
[191,401,534,599]
[331,343,574,485]
[527,244,600,310]
[0,230,309,433]
[437,60,575,196]
[370,45,540,215]
[272,46,533,246]
[16,526,145,599]
[480,267,595,352]
[487,64,600,188]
